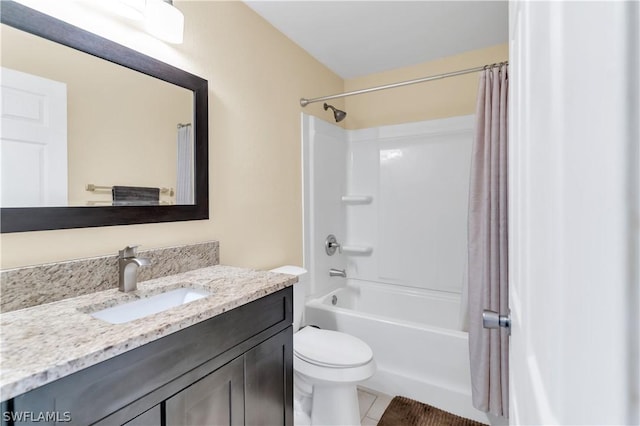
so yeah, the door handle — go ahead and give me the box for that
[482,310,511,335]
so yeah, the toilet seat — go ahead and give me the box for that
[294,327,373,368]
[293,327,376,384]
[294,353,376,384]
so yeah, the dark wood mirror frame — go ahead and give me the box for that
[0,1,209,233]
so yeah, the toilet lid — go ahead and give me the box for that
[294,327,373,368]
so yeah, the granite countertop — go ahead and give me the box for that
[0,265,296,401]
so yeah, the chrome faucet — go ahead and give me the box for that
[329,268,346,278]
[118,245,151,292]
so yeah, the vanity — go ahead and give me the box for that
[0,265,296,426]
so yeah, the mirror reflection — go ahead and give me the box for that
[1,24,194,207]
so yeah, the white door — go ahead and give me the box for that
[509,1,638,425]
[0,67,67,207]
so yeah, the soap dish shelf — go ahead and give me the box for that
[341,246,373,256]
[341,195,373,205]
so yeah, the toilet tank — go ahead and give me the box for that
[269,265,307,332]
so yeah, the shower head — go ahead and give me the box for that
[324,103,347,123]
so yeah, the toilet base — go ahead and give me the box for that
[311,383,360,426]
[294,372,313,425]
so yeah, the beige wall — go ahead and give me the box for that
[0,1,343,269]
[344,44,508,129]
[2,26,191,206]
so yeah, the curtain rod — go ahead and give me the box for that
[299,61,508,107]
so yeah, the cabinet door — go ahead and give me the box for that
[165,356,244,426]
[123,405,161,425]
[244,327,293,426]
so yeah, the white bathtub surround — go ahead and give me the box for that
[468,64,509,417]
[303,114,473,294]
[348,116,473,296]
[302,114,490,423]
[301,115,348,299]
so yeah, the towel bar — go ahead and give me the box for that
[85,184,174,196]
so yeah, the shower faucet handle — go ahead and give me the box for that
[325,234,341,256]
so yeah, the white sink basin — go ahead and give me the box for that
[91,288,211,324]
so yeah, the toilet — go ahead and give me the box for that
[270,266,376,426]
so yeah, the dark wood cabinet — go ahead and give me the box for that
[245,330,293,426]
[3,288,293,426]
[166,356,245,426]
[123,406,162,426]
[165,328,293,426]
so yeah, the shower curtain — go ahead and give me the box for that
[176,124,194,204]
[468,63,509,417]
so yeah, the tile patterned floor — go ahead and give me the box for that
[357,387,394,425]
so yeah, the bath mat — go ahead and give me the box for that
[377,396,488,426]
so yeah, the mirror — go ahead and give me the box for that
[0,1,209,232]
[2,24,194,208]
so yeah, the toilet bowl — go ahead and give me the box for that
[269,266,376,426]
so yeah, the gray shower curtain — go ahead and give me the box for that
[468,63,509,417]
[176,124,194,204]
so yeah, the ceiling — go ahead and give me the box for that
[244,1,508,79]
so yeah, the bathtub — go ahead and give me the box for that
[304,279,488,424]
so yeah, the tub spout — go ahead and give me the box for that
[329,268,346,278]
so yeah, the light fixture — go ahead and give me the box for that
[145,0,184,44]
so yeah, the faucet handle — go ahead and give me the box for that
[119,245,140,258]
[325,234,342,256]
